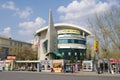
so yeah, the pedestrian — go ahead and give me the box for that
[97,67,101,74]
[51,68,54,72]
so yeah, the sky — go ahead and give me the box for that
[0,0,120,42]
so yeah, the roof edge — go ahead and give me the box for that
[35,23,93,35]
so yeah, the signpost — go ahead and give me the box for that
[94,40,99,73]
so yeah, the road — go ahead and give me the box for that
[0,71,120,80]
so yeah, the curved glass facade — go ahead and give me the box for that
[57,29,87,60]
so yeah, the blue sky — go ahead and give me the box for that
[0,0,120,42]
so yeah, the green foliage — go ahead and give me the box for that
[16,45,37,60]
[61,55,65,59]
[70,56,74,63]
[88,53,92,60]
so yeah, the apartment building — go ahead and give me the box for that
[0,35,32,60]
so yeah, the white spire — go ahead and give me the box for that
[47,9,58,57]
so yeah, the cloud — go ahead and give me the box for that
[57,0,120,25]
[1,1,33,18]
[17,7,33,18]
[1,1,19,11]
[0,27,12,37]
[19,17,46,35]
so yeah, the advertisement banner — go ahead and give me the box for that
[40,60,52,72]
[52,60,63,72]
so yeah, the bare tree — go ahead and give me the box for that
[86,43,93,60]
[88,9,120,58]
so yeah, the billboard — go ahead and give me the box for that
[40,60,52,72]
[52,60,63,72]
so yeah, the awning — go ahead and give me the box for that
[56,53,62,57]
[46,52,62,57]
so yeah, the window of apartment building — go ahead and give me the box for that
[19,43,22,47]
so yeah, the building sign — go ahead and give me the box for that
[58,29,80,34]
[94,40,98,52]
[110,59,120,63]
[7,55,16,60]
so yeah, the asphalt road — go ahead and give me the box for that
[0,71,120,80]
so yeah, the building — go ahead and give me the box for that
[35,10,92,60]
[31,39,38,51]
[0,35,32,60]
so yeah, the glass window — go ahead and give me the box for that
[10,41,12,46]
[58,39,68,44]
[58,39,86,44]
[20,43,22,47]
[12,42,15,46]
[63,39,68,43]
[78,40,86,44]
[68,39,74,43]
[43,40,48,52]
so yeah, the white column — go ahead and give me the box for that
[62,52,64,56]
